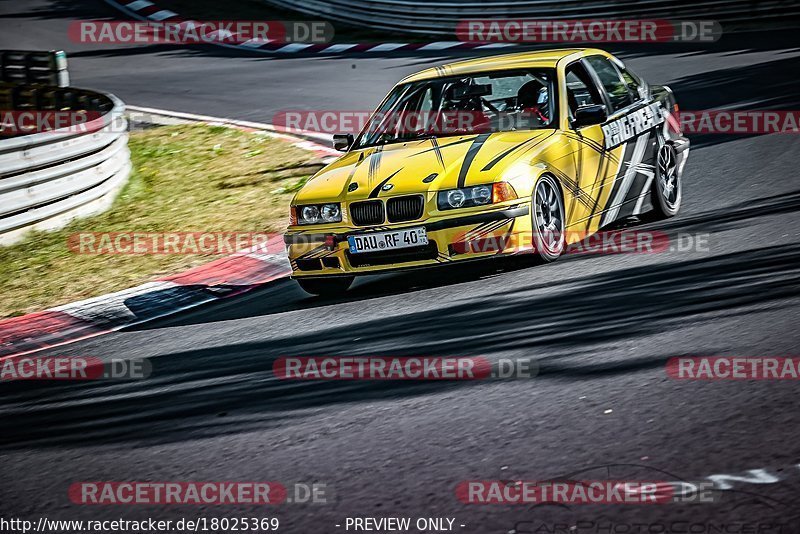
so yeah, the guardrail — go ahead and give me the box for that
[263,0,800,35]
[0,85,131,245]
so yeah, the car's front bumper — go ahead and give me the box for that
[284,203,533,278]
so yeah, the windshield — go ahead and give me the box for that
[355,69,557,149]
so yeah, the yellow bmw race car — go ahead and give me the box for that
[283,48,690,295]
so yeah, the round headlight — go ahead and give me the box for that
[321,203,341,222]
[301,205,320,223]
[472,185,492,205]
[447,189,466,208]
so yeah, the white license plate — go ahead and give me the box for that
[348,227,428,254]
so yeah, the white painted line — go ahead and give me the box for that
[275,43,313,53]
[320,43,358,53]
[125,0,153,11]
[367,43,408,52]
[418,42,462,50]
[148,9,177,21]
[241,38,273,48]
[476,43,517,49]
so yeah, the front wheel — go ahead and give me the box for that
[296,276,354,296]
[530,174,566,262]
[652,143,681,218]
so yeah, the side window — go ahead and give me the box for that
[619,67,645,101]
[586,56,633,112]
[564,62,601,121]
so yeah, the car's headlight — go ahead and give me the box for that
[437,183,517,210]
[293,203,342,225]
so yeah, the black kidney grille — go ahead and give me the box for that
[386,195,424,223]
[350,200,384,226]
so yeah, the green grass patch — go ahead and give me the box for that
[0,124,324,318]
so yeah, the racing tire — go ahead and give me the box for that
[651,143,682,219]
[530,174,566,263]
[296,276,354,296]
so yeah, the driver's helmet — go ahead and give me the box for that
[516,80,547,109]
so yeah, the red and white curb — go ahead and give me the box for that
[0,246,291,360]
[0,111,336,359]
[101,0,516,55]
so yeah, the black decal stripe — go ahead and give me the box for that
[585,152,612,233]
[497,217,517,255]
[623,135,658,205]
[548,166,594,211]
[367,145,384,184]
[601,142,635,216]
[481,136,541,172]
[471,219,510,239]
[565,131,607,154]
[460,219,511,244]
[457,133,491,188]
[368,168,403,198]
[467,219,500,235]
[411,136,476,157]
[481,134,553,171]
[298,245,327,259]
[430,137,445,168]
[623,166,655,206]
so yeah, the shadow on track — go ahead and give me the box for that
[128,188,800,328]
[2,232,799,449]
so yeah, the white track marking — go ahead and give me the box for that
[125,0,152,10]
[148,10,177,21]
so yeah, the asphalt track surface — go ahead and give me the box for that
[2,1,800,532]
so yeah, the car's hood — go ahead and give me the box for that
[293,130,557,203]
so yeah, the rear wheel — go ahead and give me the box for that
[296,276,354,296]
[530,174,565,262]
[652,143,681,218]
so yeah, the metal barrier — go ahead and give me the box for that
[262,0,800,35]
[0,85,131,245]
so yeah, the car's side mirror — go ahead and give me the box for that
[573,104,607,128]
[333,133,354,151]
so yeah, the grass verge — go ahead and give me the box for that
[0,124,325,318]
